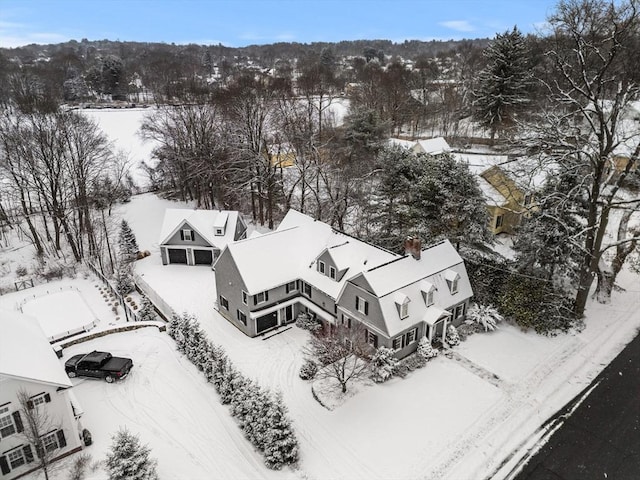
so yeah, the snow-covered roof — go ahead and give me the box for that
[388,138,416,149]
[0,310,73,388]
[351,240,473,337]
[413,137,451,155]
[223,210,398,297]
[159,209,242,249]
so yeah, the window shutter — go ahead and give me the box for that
[355,297,359,311]
[27,400,34,410]
[364,329,368,342]
[180,230,184,240]
[0,456,9,475]
[12,411,23,433]
[401,334,406,349]
[364,301,369,315]
[253,295,257,306]
[265,291,269,302]
[56,429,67,448]
[191,230,195,241]
[23,445,34,463]
[373,334,378,348]
[285,283,289,294]
[44,393,51,403]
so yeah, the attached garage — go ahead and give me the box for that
[193,249,213,265]
[167,248,188,264]
[256,311,278,334]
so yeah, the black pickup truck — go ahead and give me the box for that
[65,351,133,383]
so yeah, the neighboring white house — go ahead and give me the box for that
[0,311,84,479]
[159,209,247,266]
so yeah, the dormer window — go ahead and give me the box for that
[329,266,336,280]
[420,281,435,307]
[445,270,460,295]
[318,261,325,274]
[181,229,194,241]
[394,293,410,319]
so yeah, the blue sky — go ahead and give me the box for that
[1,0,558,48]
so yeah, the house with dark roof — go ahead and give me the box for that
[213,211,473,357]
[159,209,247,266]
[0,311,84,479]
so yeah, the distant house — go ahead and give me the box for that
[460,154,538,234]
[411,137,452,156]
[159,209,247,266]
[213,210,473,357]
[389,137,537,235]
[264,143,296,168]
[0,311,84,479]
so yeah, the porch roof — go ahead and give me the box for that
[249,296,335,323]
[423,307,451,326]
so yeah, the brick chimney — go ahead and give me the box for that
[403,236,422,260]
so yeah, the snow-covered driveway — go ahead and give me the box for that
[62,329,290,480]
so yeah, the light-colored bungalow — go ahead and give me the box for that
[159,209,247,266]
[0,311,84,479]
[213,211,473,357]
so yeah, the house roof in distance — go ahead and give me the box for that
[159,208,243,248]
[0,309,72,388]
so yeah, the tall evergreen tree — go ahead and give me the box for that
[118,219,139,259]
[105,428,158,480]
[474,26,533,141]
[263,392,299,469]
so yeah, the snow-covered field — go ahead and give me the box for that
[80,107,158,186]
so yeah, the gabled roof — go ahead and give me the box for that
[159,208,243,248]
[348,240,473,337]
[220,210,398,297]
[413,137,451,155]
[0,310,72,388]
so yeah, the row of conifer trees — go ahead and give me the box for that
[168,313,299,469]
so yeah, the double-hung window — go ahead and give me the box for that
[236,310,247,326]
[356,296,369,315]
[0,406,16,438]
[219,295,229,311]
[405,328,417,345]
[182,229,193,241]
[7,448,26,469]
[254,291,268,305]
[242,291,248,305]
[318,261,325,274]
[329,266,336,279]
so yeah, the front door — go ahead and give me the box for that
[284,305,294,323]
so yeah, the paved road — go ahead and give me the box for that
[515,330,640,480]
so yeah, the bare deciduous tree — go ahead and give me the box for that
[304,322,371,393]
